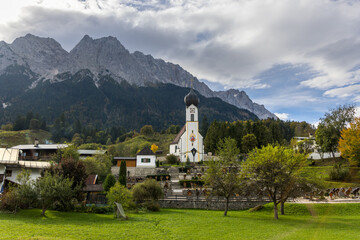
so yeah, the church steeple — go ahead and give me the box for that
[184,88,199,107]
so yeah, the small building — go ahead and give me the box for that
[83,174,106,204]
[136,146,156,168]
[114,157,137,168]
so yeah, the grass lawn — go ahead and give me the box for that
[1,203,360,240]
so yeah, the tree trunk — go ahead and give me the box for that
[273,202,279,220]
[41,205,47,217]
[280,201,285,215]
[224,197,229,216]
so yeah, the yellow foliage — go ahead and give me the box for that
[151,143,159,153]
[338,117,360,166]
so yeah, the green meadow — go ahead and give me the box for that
[1,203,360,240]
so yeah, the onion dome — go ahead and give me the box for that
[184,88,199,107]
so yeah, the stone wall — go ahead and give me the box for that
[111,166,158,177]
[158,199,269,210]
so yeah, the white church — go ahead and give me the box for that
[169,88,204,163]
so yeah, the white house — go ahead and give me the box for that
[169,88,204,162]
[136,146,156,168]
[0,148,50,192]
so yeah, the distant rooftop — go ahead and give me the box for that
[78,150,106,155]
[12,144,69,150]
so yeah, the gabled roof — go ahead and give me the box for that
[85,174,98,185]
[170,125,186,144]
[137,146,155,156]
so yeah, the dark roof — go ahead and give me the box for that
[137,146,155,156]
[184,88,199,107]
[85,174,98,185]
[83,184,103,192]
[114,157,137,160]
[171,125,186,144]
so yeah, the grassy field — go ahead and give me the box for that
[1,203,360,240]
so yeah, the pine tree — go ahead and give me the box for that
[119,160,127,186]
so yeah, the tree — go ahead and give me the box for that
[62,145,80,161]
[35,172,75,216]
[81,154,112,181]
[150,144,158,153]
[296,139,314,154]
[71,133,84,147]
[204,137,241,216]
[316,105,355,159]
[166,154,178,164]
[132,179,163,203]
[106,182,133,210]
[119,160,127,186]
[241,145,307,219]
[200,115,209,138]
[29,119,40,130]
[103,174,116,192]
[338,117,360,166]
[241,133,257,153]
[140,125,154,136]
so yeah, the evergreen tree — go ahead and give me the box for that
[103,174,116,192]
[200,115,209,138]
[119,160,127,186]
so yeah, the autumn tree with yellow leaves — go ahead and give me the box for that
[151,144,159,153]
[338,117,360,166]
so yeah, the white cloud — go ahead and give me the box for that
[324,84,360,99]
[1,0,360,123]
[1,0,360,91]
[275,113,289,121]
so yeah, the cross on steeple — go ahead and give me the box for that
[190,78,193,89]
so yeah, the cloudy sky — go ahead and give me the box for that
[1,0,360,124]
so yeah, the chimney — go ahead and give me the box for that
[34,138,39,147]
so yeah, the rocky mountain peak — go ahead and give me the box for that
[0,34,277,120]
[9,34,68,75]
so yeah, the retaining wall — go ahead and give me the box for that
[158,199,269,210]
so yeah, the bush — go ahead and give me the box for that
[132,179,163,203]
[106,182,134,210]
[74,204,113,214]
[0,190,19,212]
[328,164,350,181]
[143,201,160,212]
[166,154,178,164]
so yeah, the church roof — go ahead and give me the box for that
[137,146,155,156]
[184,88,199,107]
[170,125,186,144]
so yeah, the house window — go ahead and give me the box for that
[141,158,151,163]
[191,114,194,121]
[5,170,12,177]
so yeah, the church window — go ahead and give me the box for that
[191,114,194,121]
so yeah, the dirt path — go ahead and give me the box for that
[293,197,360,204]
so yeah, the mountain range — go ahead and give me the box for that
[0,34,276,130]
[0,34,276,118]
